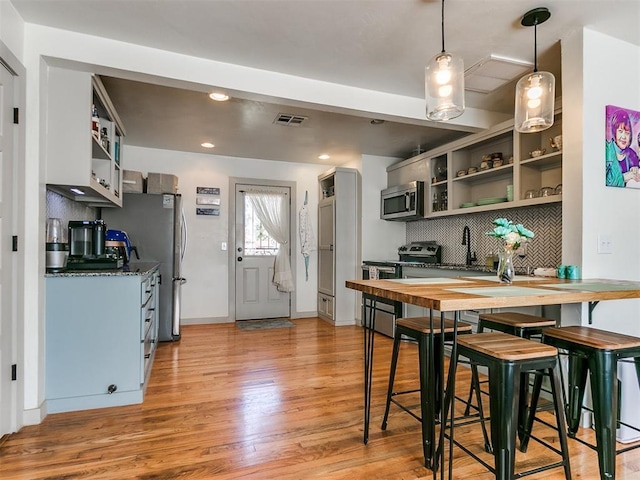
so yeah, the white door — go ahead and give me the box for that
[235,184,290,320]
[0,61,16,436]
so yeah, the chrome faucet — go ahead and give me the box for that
[462,226,477,266]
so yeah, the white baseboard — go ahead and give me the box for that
[181,317,232,325]
[23,405,47,426]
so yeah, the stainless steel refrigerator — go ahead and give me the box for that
[103,193,187,341]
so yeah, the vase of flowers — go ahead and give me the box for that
[486,218,535,284]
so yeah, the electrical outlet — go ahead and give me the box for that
[221,242,227,251]
[597,234,613,254]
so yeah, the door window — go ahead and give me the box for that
[243,196,279,256]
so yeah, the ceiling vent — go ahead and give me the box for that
[465,54,533,94]
[274,113,308,126]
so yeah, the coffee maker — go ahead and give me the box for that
[66,220,121,270]
[45,218,68,273]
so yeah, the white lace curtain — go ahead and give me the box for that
[246,191,294,292]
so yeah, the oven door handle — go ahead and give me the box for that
[361,265,397,274]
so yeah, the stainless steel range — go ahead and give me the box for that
[361,241,442,337]
[398,241,442,264]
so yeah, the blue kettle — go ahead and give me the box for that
[105,229,138,264]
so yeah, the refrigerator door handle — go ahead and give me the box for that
[181,208,188,262]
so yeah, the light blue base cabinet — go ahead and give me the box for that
[45,264,159,413]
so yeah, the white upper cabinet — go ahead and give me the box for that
[45,67,125,207]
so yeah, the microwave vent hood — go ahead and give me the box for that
[380,181,425,221]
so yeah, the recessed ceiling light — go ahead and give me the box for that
[318,154,330,160]
[201,142,215,148]
[208,92,229,102]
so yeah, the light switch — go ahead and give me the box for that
[221,242,227,251]
[597,234,613,254]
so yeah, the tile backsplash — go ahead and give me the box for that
[406,204,561,271]
[46,190,98,237]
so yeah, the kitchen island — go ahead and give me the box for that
[45,262,160,413]
[346,276,640,477]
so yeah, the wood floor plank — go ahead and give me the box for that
[1,319,640,479]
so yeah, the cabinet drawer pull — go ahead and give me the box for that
[144,354,151,359]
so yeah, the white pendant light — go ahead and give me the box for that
[425,0,464,121]
[515,7,555,133]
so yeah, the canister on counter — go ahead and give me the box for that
[567,265,581,280]
[557,265,567,279]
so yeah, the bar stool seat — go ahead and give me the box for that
[450,332,572,480]
[381,316,474,469]
[539,326,640,480]
[478,312,557,337]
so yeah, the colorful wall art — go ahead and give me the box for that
[605,105,640,188]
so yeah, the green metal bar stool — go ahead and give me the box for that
[448,332,572,480]
[537,326,640,480]
[380,316,476,469]
[464,312,557,425]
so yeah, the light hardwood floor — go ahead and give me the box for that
[2,319,640,479]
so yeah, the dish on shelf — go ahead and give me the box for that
[476,197,507,206]
[460,202,476,208]
[492,159,504,168]
[539,186,555,197]
[467,166,478,174]
[457,169,467,177]
[480,159,493,170]
[524,189,538,199]
[529,148,546,158]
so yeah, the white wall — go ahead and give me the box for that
[0,1,23,59]
[562,28,640,333]
[360,154,405,260]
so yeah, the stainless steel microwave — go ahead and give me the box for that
[380,181,425,221]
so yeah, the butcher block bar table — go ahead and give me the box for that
[345,276,640,479]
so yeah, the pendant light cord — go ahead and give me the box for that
[533,23,538,72]
[441,0,445,53]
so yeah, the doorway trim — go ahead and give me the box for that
[228,177,297,321]
[0,39,26,435]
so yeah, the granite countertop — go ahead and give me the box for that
[45,261,160,277]
[401,262,532,276]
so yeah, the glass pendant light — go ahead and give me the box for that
[425,0,464,121]
[515,7,555,133]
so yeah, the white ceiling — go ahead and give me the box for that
[10,0,640,165]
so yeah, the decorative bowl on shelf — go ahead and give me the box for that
[457,169,467,177]
[480,159,493,170]
[529,149,546,158]
[539,186,554,197]
[468,166,478,174]
[550,135,563,151]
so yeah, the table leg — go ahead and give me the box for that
[433,310,457,480]
[363,295,376,444]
